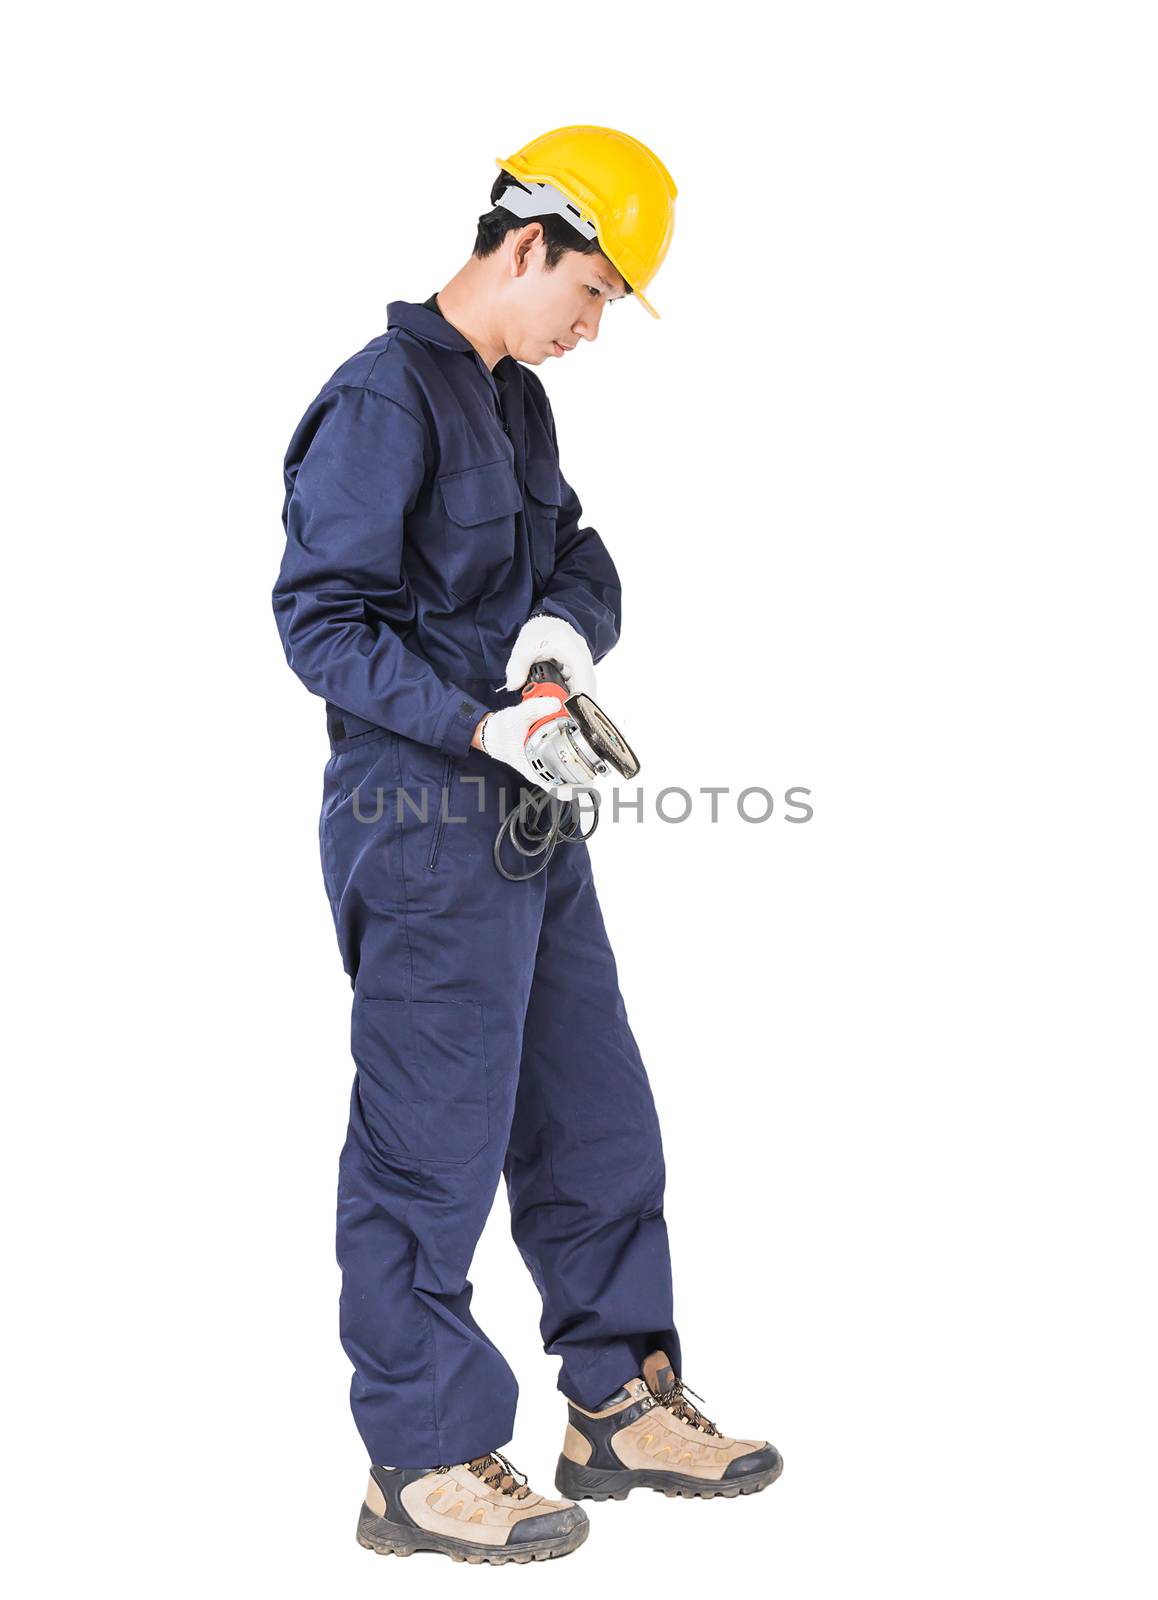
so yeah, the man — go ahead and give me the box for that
[273,125,781,1566]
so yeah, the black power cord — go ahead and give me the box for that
[493,784,601,881]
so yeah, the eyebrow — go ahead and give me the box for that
[595,271,626,299]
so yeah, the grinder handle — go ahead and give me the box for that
[521,657,571,742]
[523,657,570,695]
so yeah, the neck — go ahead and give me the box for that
[433,259,511,371]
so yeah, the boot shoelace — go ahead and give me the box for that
[653,1377,722,1437]
[462,1450,532,1499]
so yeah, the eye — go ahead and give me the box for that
[586,285,601,298]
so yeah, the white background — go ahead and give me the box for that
[5,3,1155,1595]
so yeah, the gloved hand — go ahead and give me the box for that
[504,614,597,699]
[475,694,568,787]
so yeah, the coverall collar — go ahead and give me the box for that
[387,299,477,355]
[387,299,520,401]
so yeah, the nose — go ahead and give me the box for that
[572,300,604,343]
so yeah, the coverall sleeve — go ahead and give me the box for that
[533,407,623,664]
[273,384,490,756]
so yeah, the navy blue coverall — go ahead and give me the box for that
[273,299,680,1468]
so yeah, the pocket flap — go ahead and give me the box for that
[523,454,563,507]
[439,460,523,526]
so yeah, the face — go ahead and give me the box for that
[502,225,627,365]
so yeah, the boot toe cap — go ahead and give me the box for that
[723,1443,783,1480]
[507,1502,588,1544]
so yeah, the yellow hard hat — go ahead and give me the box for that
[495,126,677,319]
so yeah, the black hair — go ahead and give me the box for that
[473,170,634,296]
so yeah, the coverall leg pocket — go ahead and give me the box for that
[351,996,490,1165]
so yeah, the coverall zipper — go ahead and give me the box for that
[428,754,455,869]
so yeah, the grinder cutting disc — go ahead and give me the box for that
[566,693,641,780]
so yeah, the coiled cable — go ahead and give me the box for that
[493,784,601,881]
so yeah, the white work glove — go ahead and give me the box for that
[476,695,568,788]
[503,614,597,699]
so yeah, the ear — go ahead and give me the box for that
[510,222,545,279]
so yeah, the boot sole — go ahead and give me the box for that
[555,1454,783,1501]
[356,1502,589,1564]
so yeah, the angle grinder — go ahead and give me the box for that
[520,657,640,788]
[492,657,640,880]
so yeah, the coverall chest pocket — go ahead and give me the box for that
[523,455,562,586]
[438,459,522,600]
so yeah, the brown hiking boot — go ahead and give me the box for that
[357,1451,588,1564]
[555,1349,783,1501]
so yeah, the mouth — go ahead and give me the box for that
[552,340,575,356]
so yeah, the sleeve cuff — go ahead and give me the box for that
[436,692,490,757]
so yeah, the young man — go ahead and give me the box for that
[273,125,781,1566]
